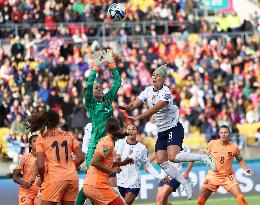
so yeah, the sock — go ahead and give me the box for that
[236,194,248,205]
[197,196,206,205]
[175,152,204,162]
[160,161,187,185]
[75,188,87,205]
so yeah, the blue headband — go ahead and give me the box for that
[155,65,167,78]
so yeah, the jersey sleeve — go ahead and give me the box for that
[96,141,113,159]
[85,70,97,114]
[234,144,240,155]
[138,87,148,102]
[36,136,45,153]
[115,139,124,155]
[158,87,172,103]
[104,68,122,102]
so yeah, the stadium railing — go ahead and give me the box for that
[0,20,258,45]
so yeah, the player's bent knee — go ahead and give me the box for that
[197,196,206,205]
[236,194,248,205]
[167,156,176,162]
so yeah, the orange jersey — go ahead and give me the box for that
[84,135,114,188]
[16,153,39,196]
[207,139,240,177]
[36,128,80,182]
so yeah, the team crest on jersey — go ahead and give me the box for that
[164,94,171,100]
[103,147,109,154]
[228,152,233,158]
[152,95,156,101]
[129,149,133,155]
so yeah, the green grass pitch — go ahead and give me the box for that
[135,194,260,205]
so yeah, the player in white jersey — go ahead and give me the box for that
[118,64,216,199]
[116,124,168,205]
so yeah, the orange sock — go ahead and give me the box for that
[197,196,206,205]
[236,194,248,205]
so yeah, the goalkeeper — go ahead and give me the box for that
[76,49,122,205]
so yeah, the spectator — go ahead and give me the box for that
[10,114,26,135]
[206,119,218,142]
[4,133,21,163]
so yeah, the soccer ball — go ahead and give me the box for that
[107,3,126,21]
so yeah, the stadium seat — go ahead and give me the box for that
[0,128,10,157]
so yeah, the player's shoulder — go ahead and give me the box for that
[208,139,220,146]
[115,138,125,146]
[136,142,147,151]
[143,86,153,92]
[228,141,239,149]
[19,153,33,164]
[162,85,171,92]
[99,135,114,147]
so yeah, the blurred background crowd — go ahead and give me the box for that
[0,0,259,174]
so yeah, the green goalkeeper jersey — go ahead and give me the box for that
[84,68,121,166]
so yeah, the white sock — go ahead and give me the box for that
[160,161,188,185]
[175,152,204,162]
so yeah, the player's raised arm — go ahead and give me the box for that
[118,98,143,111]
[235,152,254,175]
[84,50,103,110]
[128,100,167,121]
[103,49,122,101]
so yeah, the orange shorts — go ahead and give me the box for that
[202,173,238,192]
[18,195,37,205]
[83,184,119,205]
[41,180,79,202]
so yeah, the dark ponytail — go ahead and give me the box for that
[25,110,60,136]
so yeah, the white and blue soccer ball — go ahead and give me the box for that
[107,3,126,21]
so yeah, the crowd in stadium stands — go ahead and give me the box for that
[0,1,259,163]
[0,0,259,40]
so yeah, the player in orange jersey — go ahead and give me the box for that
[83,118,134,205]
[26,110,85,205]
[197,125,254,205]
[13,132,41,205]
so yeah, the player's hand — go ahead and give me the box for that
[117,104,128,110]
[121,158,134,166]
[111,166,122,174]
[127,115,140,121]
[182,171,190,180]
[93,50,104,66]
[103,49,115,64]
[161,176,170,182]
[246,169,254,175]
[23,181,33,189]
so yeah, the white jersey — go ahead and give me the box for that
[116,139,150,188]
[138,85,179,132]
[82,123,92,154]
